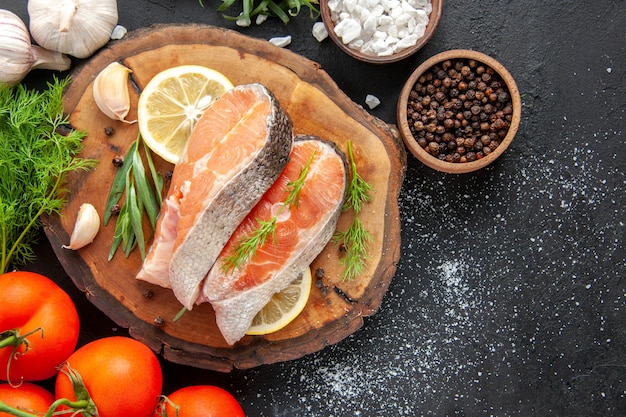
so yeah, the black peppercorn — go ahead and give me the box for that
[112,155,124,167]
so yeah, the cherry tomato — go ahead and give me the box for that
[55,336,163,417]
[156,385,245,417]
[0,382,54,416]
[0,271,80,382]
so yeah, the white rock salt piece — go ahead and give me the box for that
[365,94,381,109]
[312,21,328,42]
[110,25,127,40]
[385,24,398,39]
[269,35,292,47]
[396,13,411,27]
[328,0,340,11]
[334,18,362,44]
[256,14,268,25]
[395,33,418,50]
[348,38,364,49]
[415,9,429,24]
[378,15,394,26]
[372,39,393,55]
[413,23,426,38]
[386,34,399,45]
[363,15,377,35]
[344,0,357,12]
[359,7,370,22]
[390,5,404,19]
[371,4,385,16]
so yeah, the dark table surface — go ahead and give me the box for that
[3,0,625,415]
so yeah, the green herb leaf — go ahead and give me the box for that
[221,151,316,272]
[104,141,136,226]
[333,140,374,281]
[216,0,319,25]
[106,135,162,261]
[0,78,96,273]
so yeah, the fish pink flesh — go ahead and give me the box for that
[202,136,347,345]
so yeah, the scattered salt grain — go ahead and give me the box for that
[312,21,329,42]
[256,14,268,25]
[328,0,432,57]
[110,25,127,40]
[269,35,292,48]
[365,94,381,109]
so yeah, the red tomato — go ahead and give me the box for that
[0,382,54,416]
[0,271,80,382]
[156,385,245,417]
[55,336,163,417]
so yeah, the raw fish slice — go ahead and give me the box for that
[137,83,293,311]
[202,136,348,345]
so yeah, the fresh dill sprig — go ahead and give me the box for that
[332,140,373,281]
[105,134,163,261]
[221,151,316,273]
[0,78,97,273]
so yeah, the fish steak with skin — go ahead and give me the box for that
[200,135,348,345]
[137,83,293,310]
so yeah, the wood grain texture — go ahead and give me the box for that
[44,24,406,372]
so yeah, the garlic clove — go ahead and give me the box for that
[27,0,119,59]
[63,203,100,250]
[93,62,135,123]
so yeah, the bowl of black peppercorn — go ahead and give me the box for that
[397,49,521,173]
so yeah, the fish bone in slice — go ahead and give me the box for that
[201,136,348,345]
[137,83,293,310]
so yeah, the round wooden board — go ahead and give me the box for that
[44,24,406,372]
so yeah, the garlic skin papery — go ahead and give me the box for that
[93,62,135,123]
[28,0,118,59]
[63,203,101,250]
[0,9,71,86]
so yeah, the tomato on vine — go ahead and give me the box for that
[0,382,54,416]
[55,336,163,417]
[155,385,245,417]
[0,271,80,383]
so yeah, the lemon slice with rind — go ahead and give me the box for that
[247,267,312,335]
[137,65,234,164]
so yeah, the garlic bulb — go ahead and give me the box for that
[93,62,135,123]
[0,9,71,86]
[63,203,100,250]
[28,0,118,59]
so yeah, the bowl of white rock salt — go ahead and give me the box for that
[320,0,442,64]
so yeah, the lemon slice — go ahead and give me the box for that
[247,267,312,335]
[137,65,234,164]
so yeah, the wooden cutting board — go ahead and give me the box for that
[44,24,406,372]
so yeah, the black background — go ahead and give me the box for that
[2,0,625,415]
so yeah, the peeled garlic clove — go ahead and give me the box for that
[63,203,100,250]
[93,62,135,123]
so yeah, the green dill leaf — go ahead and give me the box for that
[332,216,373,281]
[342,140,372,214]
[221,151,316,272]
[333,140,374,281]
[0,78,96,273]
